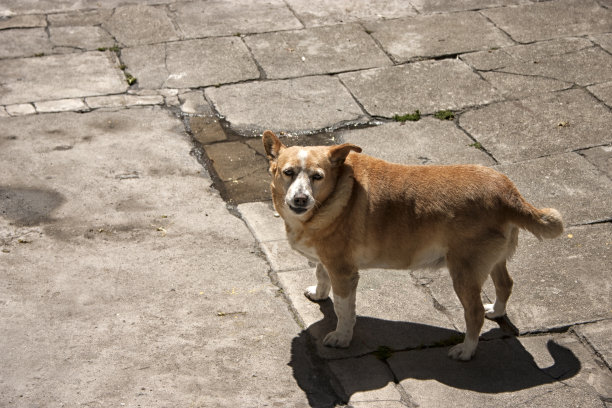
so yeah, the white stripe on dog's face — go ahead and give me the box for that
[298,149,308,167]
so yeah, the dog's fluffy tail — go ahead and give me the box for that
[509,199,564,240]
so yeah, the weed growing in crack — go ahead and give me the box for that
[394,110,421,122]
[469,142,484,151]
[434,110,455,120]
[125,73,137,85]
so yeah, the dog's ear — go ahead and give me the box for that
[328,143,362,166]
[262,130,286,162]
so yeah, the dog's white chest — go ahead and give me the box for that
[288,235,320,262]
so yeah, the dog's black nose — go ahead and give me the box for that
[293,194,308,207]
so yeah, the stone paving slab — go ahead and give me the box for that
[460,89,612,163]
[460,48,517,71]
[486,224,612,333]
[0,107,309,406]
[34,98,88,113]
[500,47,612,87]
[46,8,113,26]
[49,26,115,50]
[0,28,52,58]
[206,76,367,136]
[164,37,259,88]
[122,37,260,89]
[479,71,572,99]
[591,33,612,53]
[178,90,212,115]
[204,141,271,203]
[261,240,312,272]
[364,11,513,62]
[284,0,417,27]
[238,202,285,243]
[390,333,608,407]
[204,141,265,182]
[504,36,594,61]
[327,355,402,403]
[574,320,612,370]
[5,103,36,116]
[497,153,612,225]
[0,51,127,105]
[85,94,164,109]
[520,333,612,399]
[165,37,261,88]
[579,145,612,179]
[276,269,323,329]
[338,120,494,166]
[189,116,227,145]
[245,23,391,79]
[0,0,170,16]
[482,0,612,43]
[0,13,46,29]
[277,267,459,360]
[409,0,530,13]
[589,82,612,108]
[461,37,594,71]
[102,4,178,46]
[339,59,501,117]
[170,0,302,38]
[460,38,612,88]
[120,44,167,89]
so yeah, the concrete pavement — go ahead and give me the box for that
[1,0,610,407]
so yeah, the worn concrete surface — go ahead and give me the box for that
[245,23,392,79]
[206,76,368,135]
[1,0,611,407]
[364,11,513,62]
[338,59,502,117]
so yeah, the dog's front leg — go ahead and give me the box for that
[323,269,359,348]
[304,263,331,301]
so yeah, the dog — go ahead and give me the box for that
[262,130,563,360]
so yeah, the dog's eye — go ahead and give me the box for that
[283,169,295,177]
[311,173,323,181]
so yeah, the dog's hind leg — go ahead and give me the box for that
[447,255,486,361]
[484,260,513,319]
[305,263,331,301]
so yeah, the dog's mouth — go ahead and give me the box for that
[289,205,309,215]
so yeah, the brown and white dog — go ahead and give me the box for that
[262,130,563,360]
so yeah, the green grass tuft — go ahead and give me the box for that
[125,73,137,85]
[394,110,421,122]
[434,110,455,120]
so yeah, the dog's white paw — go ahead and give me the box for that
[323,330,352,348]
[484,303,506,319]
[304,285,329,302]
[448,340,477,361]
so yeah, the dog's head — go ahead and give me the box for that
[262,130,362,219]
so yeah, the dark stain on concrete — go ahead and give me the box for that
[0,186,65,226]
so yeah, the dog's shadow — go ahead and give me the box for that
[289,299,581,407]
